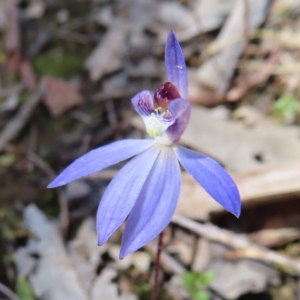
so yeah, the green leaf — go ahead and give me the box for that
[195,290,210,300]
[183,272,199,295]
[33,46,86,79]
[198,271,214,286]
[16,277,34,300]
[272,94,299,121]
[182,271,214,300]
[0,153,15,167]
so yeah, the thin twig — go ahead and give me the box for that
[0,83,24,98]
[0,80,47,151]
[0,282,20,300]
[27,151,69,237]
[172,214,300,274]
[28,151,55,177]
[226,50,280,101]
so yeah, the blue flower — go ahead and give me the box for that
[48,31,241,259]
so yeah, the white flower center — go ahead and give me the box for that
[143,107,174,145]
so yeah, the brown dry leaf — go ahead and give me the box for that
[108,245,151,273]
[4,1,20,52]
[209,259,276,299]
[165,275,190,300]
[192,238,211,272]
[68,218,108,293]
[15,205,89,300]
[91,269,120,300]
[91,268,137,300]
[249,228,300,248]
[157,0,235,42]
[192,0,269,105]
[43,77,83,117]
[182,105,300,171]
[85,29,126,81]
[165,229,194,265]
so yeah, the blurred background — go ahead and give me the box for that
[1,0,300,299]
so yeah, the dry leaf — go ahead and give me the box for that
[85,29,126,81]
[209,260,275,299]
[43,77,83,117]
[195,0,270,94]
[68,218,108,292]
[16,205,89,300]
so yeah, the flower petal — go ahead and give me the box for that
[48,139,155,188]
[132,90,175,139]
[166,97,191,143]
[174,146,241,217]
[165,31,188,99]
[131,90,154,117]
[97,145,161,245]
[120,147,181,258]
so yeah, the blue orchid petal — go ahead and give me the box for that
[165,31,188,99]
[120,147,181,258]
[166,97,191,142]
[131,90,154,117]
[97,145,161,245]
[174,146,241,217]
[48,139,155,188]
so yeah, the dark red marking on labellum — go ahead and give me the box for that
[154,82,181,109]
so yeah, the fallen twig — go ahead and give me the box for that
[145,242,185,275]
[0,82,24,98]
[0,80,47,152]
[0,282,20,300]
[172,214,300,274]
[27,151,69,237]
[226,51,280,101]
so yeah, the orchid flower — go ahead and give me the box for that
[48,31,241,259]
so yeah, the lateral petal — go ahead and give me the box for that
[120,147,181,258]
[97,144,161,245]
[48,139,155,188]
[166,97,191,143]
[131,90,155,117]
[132,90,175,139]
[165,31,188,99]
[174,146,241,217]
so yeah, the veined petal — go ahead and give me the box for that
[120,147,181,258]
[166,97,191,143]
[47,139,155,188]
[131,90,154,117]
[174,146,241,217]
[132,90,174,139]
[97,145,161,245]
[165,31,188,99]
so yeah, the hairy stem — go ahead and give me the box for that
[151,231,164,300]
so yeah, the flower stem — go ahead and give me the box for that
[151,231,164,300]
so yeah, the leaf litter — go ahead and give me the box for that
[1,0,300,299]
